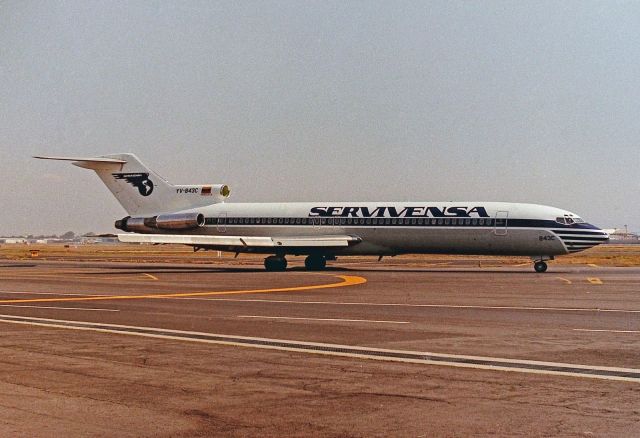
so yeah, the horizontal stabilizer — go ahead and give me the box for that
[33,156,126,163]
[34,155,126,170]
[117,233,361,248]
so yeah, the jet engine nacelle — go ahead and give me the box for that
[115,212,205,232]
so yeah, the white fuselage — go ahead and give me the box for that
[163,201,608,257]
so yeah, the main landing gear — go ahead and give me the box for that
[304,255,326,271]
[264,255,287,272]
[263,255,328,271]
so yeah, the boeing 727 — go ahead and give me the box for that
[35,153,609,272]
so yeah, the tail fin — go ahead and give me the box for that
[34,153,230,216]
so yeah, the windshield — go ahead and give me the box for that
[555,215,585,225]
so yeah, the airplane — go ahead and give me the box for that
[35,153,609,272]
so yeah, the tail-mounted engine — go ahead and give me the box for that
[115,212,205,232]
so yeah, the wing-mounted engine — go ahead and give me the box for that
[115,212,205,232]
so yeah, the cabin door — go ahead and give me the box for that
[216,213,227,233]
[494,211,508,235]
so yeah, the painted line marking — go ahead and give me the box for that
[0,305,119,312]
[0,273,160,281]
[0,315,637,383]
[588,264,599,267]
[237,315,410,324]
[0,291,109,297]
[0,275,367,304]
[588,277,603,285]
[142,273,158,281]
[574,329,640,334]
[175,297,640,314]
[557,277,572,285]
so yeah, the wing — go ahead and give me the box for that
[117,233,361,252]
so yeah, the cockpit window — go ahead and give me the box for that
[555,215,585,225]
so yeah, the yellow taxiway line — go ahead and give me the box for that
[0,275,367,305]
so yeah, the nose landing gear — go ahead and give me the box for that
[534,261,548,273]
[532,256,553,273]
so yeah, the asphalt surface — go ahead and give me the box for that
[0,259,639,437]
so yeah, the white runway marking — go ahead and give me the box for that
[0,291,108,297]
[237,315,410,324]
[0,305,119,312]
[178,297,640,314]
[574,329,640,334]
[0,314,637,383]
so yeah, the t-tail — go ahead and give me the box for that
[34,153,230,216]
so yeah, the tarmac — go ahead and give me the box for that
[0,256,639,437]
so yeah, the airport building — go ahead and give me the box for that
[603,227,639,243]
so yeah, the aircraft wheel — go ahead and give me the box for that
[265,256,287,272]
[304,255,326,271]
[534,261,548,273]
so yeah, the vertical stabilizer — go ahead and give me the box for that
[35,153,229,216]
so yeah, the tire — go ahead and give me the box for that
[304,255,326,271]
[534,261,548,273]
[265,256,287,272]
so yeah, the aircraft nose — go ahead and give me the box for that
[554,224,610,253]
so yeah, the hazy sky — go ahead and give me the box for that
[1,1,639,235]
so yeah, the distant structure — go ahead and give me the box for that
[602,226,639,243]
[0,238,28,244]
[0,235,119,245]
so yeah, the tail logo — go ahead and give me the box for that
[113,172,154,196]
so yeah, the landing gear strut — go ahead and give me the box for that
[534,261,548,273]
[264,255,287,272]
[305,255,327,271]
